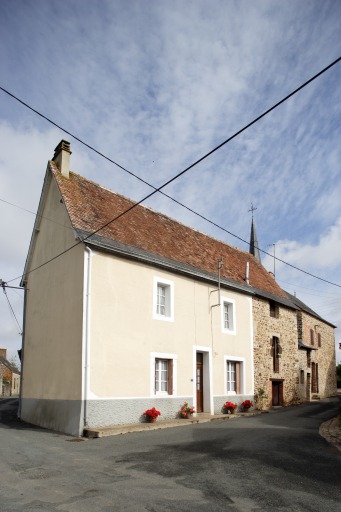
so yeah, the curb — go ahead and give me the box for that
[319,416,341,452]
[84,411,264,438]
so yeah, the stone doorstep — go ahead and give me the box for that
[84,411,263,439]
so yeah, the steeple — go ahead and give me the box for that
[249,204,261,262]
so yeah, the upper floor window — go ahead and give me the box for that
[269,300,279,318]
[221,297,236,335]
[153,277,174,322]
[270,336,281,373]
[310,329,315,346]
[317,333,321,347]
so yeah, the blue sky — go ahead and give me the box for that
[0,0,340,364]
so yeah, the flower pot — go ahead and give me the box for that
[148,417,157,423]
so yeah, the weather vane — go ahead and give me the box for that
[248,203,257,219]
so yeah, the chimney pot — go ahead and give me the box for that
[53,140,71,178]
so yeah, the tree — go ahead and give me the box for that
[9,355,20,372]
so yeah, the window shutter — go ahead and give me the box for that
[310,329,314,345]
[168,360,173,395]
[235,362,240,394]
[317,333,321,347]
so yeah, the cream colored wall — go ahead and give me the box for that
[88,251,253,398]
[22,175,84,400]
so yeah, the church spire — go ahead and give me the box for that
[249,204,261,262]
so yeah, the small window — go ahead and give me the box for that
[269,301,279,318]
[270,336,281,373]
[226,360,242,394]
[317,333,321,347]
[157,284,167,316]
[310,329,314,346]
[153,277,174,321]
[155,358,173,395]
[221,297,236,334]
[300,370,305,384]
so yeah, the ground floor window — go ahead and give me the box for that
[155,359,172,394]
[225,359,243,394]
[300,370,305,384]
[151,353,177,396]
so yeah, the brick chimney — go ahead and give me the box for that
[53,140,72,178]
[0,348,7,359]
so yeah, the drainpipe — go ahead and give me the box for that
[83,246,92,430]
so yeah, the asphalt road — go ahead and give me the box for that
[0,398,340,511]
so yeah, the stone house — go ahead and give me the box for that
[0,349,20,397]
[251,277,336,408]
[290,293,336,401]
[19,140,337,435]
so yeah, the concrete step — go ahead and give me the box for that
[83,412,260,439]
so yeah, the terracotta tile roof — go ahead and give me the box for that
[51,162,289,300]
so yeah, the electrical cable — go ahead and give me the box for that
[0,197,74,230]
[1,286,22,335]
[1,57,341,287]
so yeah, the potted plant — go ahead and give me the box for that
[222,401,238,414]
[255,388,268,411]
[144,407,161,423]
[241,399,254,412]
[178,401,195,418]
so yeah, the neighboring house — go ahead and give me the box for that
[289,293,337,401]
[19,141,337,436]
[249,225,336,408]
[0,349,20,397]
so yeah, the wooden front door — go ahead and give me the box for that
[272,381,282,406]
[196,353,204,413]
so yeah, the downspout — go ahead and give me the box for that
[83,246,92,430]
[18,285,27,419]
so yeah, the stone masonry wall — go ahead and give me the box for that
[253,297,299,408]
[298,311,337,399]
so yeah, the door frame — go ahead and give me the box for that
[193,346,213,414]
[270,378,284,406]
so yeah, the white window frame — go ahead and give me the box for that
[226,360,237,393]
[224,356,245,395]
[221,296,236,335]
[150,352,177,397]
[153,277,174,322]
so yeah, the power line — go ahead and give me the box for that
[0,197,74,230]
[1,57,339,197]
[2,57,341,287]
[1,285,22,335]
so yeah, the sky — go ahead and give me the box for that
[0,0,340,365]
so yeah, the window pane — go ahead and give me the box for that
[157,284,167,316]
[227,361,236,392]
[155,359,168,393]
[224,303,229,329]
